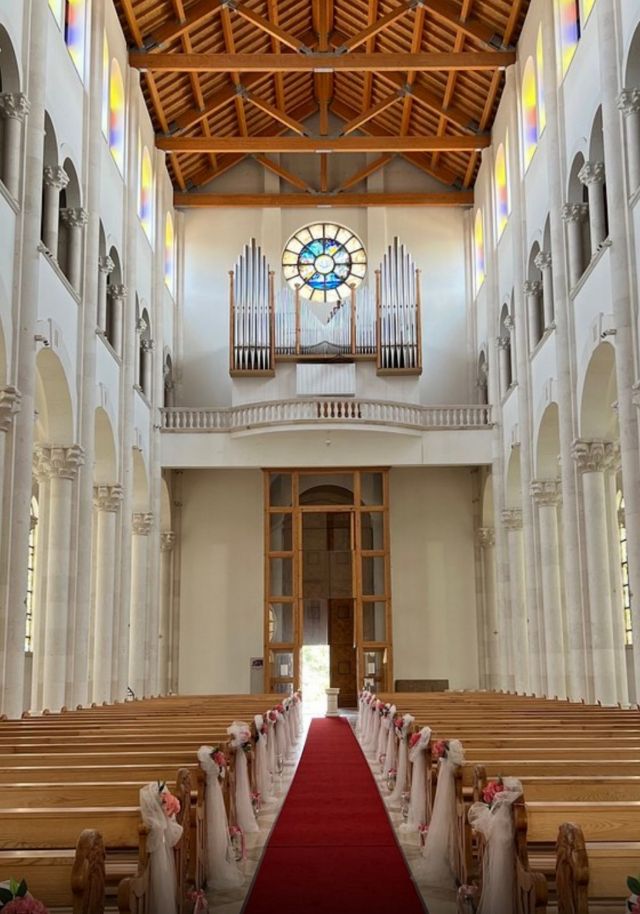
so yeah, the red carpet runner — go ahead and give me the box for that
[243,717,427,914]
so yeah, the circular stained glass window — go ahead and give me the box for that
[282,223,367,303]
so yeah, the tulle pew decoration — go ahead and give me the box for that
[417,739,465,890]
[139,782,183,914]
[359,691,375,745]
[399,726,432,838]
[386,714,414,808]
[227,722,259,834]
[365,698,383,755]
[253,714,275,806]
[197,745,244,892]
[382,704,397,781]
[376,702,394,770]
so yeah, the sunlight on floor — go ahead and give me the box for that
[300,644,330,716]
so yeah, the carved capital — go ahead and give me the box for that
[561,202,589,224]
[141,338,155,353]
[578,161,605,186]
[34,444,85,480]
[107,283,128,301]
[534,250,552,271]
[43,165,69,191]
[523,279,542,297]
[617,88,640,117]
[476,526,495,548]
[502,508,523,530]
[497,335,510,351]
[0,386,22,432]
[0,92,30,121]
[93,483,123,512]
[571,439,619,473]
[136,317,148,334]
[161,531,176,552]
[132,512,153,536]
[98,255,115,275]
[503,314,514,332]
[60,207,89,229]
[530,478,561,506]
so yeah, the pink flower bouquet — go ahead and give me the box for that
[482,778,505,807]
[161,788,181,818]
[432,739,448,760]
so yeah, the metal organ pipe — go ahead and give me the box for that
[377,237,420,371]
[231,238,273,372]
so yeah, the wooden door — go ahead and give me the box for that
[329,599,357,708]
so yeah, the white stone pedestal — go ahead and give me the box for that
[325,687,340,717]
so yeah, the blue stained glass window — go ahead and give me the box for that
[282,223,367,303]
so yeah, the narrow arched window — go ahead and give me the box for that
[101,33,109,138]
[64,0,86,78]
[139,144,154,241]
[49,0,63,25]
[109,58,125,173]
[494,140,510,239]
[522,58,538,170]
[558,0,580,75]
[164,212,175,293]
[536,27,546,134]
[474,209,485,294]
[581,0,594,23]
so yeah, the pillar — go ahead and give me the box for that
[502,508,529,692]
[59,207,88,291]
[141,338,154,398]
[134,317,145,388]
[128,512,152,698]
[578,161,607,254]
[42,165,69,258]
[159,531,175,693]
[107,283,127,356]
[561,203,589,288]
[523,280,542,351]
[497,337,510,397]
[617,89,640,193]
[530,479,566,698]
[0,93,30,199]
[92,484,123,704]
[0,388,22,535]
[571,440,620,705]
[97,256,114,333]
[477,527,500,688]
[606,469,629,705]
[534,250,554,329]
[35,445,84,710]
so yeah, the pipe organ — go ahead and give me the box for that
[229,236,421,376]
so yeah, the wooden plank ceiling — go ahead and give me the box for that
[116,0,529,203]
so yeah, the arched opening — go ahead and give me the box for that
[474,209,485,294]
[138,306,152,397]
[138,143,153,240]
[521,57,538,170]
[535,402,561,479]
[527,242,545,350]
[566,152,592,282]
[58,156,83,286]
[579,342,618,440]
[109,58,125,173]
[105,247,122,352]
[477,350,488,405]
[0,26,23,196]
[494,140,509,239]
[163,351,174,407]
[64,0,87,78]
[498,302,514,396]
[164,212,175,293]
[94,407,117,484]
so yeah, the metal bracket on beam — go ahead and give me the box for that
[408,0,426,8]
[488,33,514,52]
[220,0,238,9]
[235,83,249,98]
[467,118,481,134]
[167,121,180,136]
[399,83,413,98]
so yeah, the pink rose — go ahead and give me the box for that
[482,779,505,806]
[409,732,421,749]
[213,750,227,768]
[432,739,447,760]
[161,789,181,818]
[3,900,49,914]
[276,703,285,713]
[394,716,403,731]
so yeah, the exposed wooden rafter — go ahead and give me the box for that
[174,191,475,207]
[158,135,490,153]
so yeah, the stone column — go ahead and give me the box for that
[530,480,567,698]
[128,512,152,698]
[578,161,607,254]
[107,283,127,356]
[497,337,510,397]
[97,255,114,332]
[0,388,22,532]
[59,207,88,291]
[141,339,154,398]
[159,531,175,694]
[35,445,84,710]
[534,251,554,329]
[502,508,529,692]
[134,317,145,387]
[523,280,542,351]
[561,203,589,288]
[92,484,123,704]
[0,93,30,199]
[606,469,629,705]
[42,165,69,257]
[617,89,640,193]
[571,440,620,705]
[477,527,500,688]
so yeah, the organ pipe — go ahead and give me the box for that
[376,237,422,374]
[229,239,275,375]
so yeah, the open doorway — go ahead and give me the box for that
[300,645,330,715]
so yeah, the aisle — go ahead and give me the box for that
[242,717,427,914]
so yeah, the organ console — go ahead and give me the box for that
[229,236,422,377]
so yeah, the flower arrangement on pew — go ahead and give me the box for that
[158,783,181,819]
[481,778,505,809]
[210,746,228,779]
[0,880,48,914]
[626,874,640,913]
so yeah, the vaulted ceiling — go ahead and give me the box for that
[116,0,529,205]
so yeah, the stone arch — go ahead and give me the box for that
[43,112,59,169]
[526,241,544,349]
[58,156,83,282]
[477,349,488,405]
[160,476,172,530]
[505,446,522,508]
[0,25,20,93]
[34,348,74,445]
[105,247,122,351]
[138,305,151,395]
[498,300,514,393]
[587,106,609,242]
[132,447,149,513]
[535,402,561,478]
[579,341,618,440]
[566,151,591,278]
[163,349,174,407]
[481,472,494,526]
[94,407,117,484]
[624,20,640,87]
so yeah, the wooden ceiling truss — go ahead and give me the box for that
[115,0,530,205]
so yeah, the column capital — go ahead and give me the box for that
[522,279,542,296]
[107,283,128,300]
[141,338,155,353]
[530,478,561,505]
[136,316,148,334]
[98,254,115,275]
[578,160,605,186]
[0,92,31,121]
[43,165,69,190]
[571,439,619,473]
[501,508,523,530]
[617,88,640,117]
[497,335,510,351]
[561,202,589,223]
[93,483,124,512]
[534,250,552,271]
[0,385,22,432]
[60,207,89,228]
[476,526,495,548]
[132,512,153,536]
[503,314,514,332]
[34,444,85,480]
[161,531,176,552]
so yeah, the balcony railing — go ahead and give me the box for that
[160,400,492,432]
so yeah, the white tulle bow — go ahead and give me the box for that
[139,783,183,914]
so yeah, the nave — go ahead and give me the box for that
[1,688,640,913]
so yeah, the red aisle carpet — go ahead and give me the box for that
[243,717,427,914]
